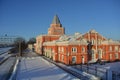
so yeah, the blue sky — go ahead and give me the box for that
[0,0,120,40]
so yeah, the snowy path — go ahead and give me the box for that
[0,57,16,80]
[16,57,79,80]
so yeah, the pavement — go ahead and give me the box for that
[16,50,79,80]
[0,57,16,80]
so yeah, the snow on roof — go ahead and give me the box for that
[102,39,120,45]
[43,33,88,46]
[89,29,98,33]
[59,33,82,41]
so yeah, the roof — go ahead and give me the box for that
[52,15,61,24]
[102,39,120,45]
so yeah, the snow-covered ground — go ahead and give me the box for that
[16,57,80,80]
[72,62,120,80]
[88,62,120,72]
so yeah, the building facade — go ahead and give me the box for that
[0,35,17,45]
[35,15,65,55]
[36,15,120,65]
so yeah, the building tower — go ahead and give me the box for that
[48,15,65,35]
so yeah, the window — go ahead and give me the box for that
[58,47,64,52]
[61,47,64,52]
[58,47,60,52]
[115,46,118,52]
[91,39,94,45]
[62,55,64,61]
[109,46,112,51]
[110,54,112,60]
[72,56,76,64]
[72,47,77,53]
[98,39,101,45]
[98,50,102,59]
[115,53,118,59]
[82,47,85,52]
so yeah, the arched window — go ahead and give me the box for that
[82,47,85,52]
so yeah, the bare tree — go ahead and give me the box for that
[14,37,27,56]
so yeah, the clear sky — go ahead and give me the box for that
[0,0,120,40]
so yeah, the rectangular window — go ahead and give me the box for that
[92,40,94,45]
[58,47,64,52]
[58,47,60,52]
[72,47,77,53]
[115,53,118,59]
[98,40,101,45]
[109,46,112,51]
[62,55,64,61]
[110,54,112,60]
[115,46,118,52]
[61,47,64,52]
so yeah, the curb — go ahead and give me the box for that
[9,58,19,80]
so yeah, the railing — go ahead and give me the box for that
[73,64,108,80]
[42,56,89,80]
[112,71,120,80]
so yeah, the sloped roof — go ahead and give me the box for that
[52,15,61,24]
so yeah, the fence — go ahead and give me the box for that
[73,64,108,80]
[112,71,120,80]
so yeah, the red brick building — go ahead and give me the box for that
[35,15,65,54]
[36,15,120,65]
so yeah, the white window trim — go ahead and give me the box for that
[72,47,77,53]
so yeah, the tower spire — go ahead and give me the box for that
[52,15,61,24]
